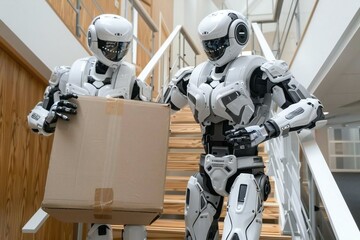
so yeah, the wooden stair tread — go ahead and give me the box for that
[169,137,265,150]
[167,152,268,160]
[170,124,202,134]
[165,176,275,193]
[169,137,203,149]
[112,219,290,238]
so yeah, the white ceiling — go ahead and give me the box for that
[314,25,360,126]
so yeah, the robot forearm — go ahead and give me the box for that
[261,59,326,137]
[28,90,78,136]
[27,103,54,136]
[264,97,325,138]
[226,97,325,148]
[135,79,152,102]
[163,84,188,113]
[162,66,193,113]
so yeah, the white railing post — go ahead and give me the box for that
[22,208,49,234]
[299,130,360,239]
[137,25,200,101]
[252,21,360,239]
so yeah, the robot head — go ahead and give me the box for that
[198,10,250,67]
[87,14,132,68]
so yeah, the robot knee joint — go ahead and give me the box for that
[255,173,271,201]
[231,233,240,240]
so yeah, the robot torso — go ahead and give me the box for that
[62,56,136,99]
[187,55,269,127]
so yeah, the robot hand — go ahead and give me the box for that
[46,93,78,122]
[225,125,268,149]
[28,93,78,135]
[135,79,152,102]
[42,93,78,133]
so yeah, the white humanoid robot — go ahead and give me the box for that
[163,10,325,240]
[28,14,149,240]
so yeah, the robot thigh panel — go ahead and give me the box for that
[185,174,224,240]
[222,173,263,240]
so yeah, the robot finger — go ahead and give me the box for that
[55,106,77,114]
[58,100,78,110]
[55,112,70,121]
[229,135,251,145]
[60,93,78,100]
[249,132,259,141]
[225,128,248,139]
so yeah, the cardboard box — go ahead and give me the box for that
[42,96,170,225]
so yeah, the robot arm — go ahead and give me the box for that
[226,60,326,148]
[27,66,77,136]
[161,66,194,113]
[261,60,326,137]
[134,79,152,102]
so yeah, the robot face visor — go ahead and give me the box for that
[202,35,230,61]
[98,39,130,62]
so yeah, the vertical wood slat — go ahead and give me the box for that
[46,0,121,52]
[0,43,74,240]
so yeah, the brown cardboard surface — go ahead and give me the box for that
[42,207,160,225]
[42,96,170,224]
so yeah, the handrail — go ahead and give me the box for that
[130,0,158,32]
[252,23,275,61]
[299,130,360,239]
[137,25,200,82]
[252,21,360,239]
[138,25,182,82]
[137,25,181,82]
[180,27,201,55]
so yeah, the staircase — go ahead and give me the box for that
[113,107,290,239]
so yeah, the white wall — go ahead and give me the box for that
[290,0,360,91]
[173,0,219,64]
[0,0,89,79]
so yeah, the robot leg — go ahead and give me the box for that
[222,173,263,240]
[123,225,146,240]
[87,224,113,240]
[185,173,224,240]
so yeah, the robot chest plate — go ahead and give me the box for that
[67,77,131,98]
[187,79,255,125]
[65,59,133,99]
[82,83,114,97]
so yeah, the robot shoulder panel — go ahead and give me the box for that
[66,57,94,88]
[189,61,213,86]
[171,66,194,84]
[226,55,267,86]
[118,61,136,77]
[48,65,71,89]
[260,59,292,83]
[69,56,95,73]
[231,55,267,67]
[113,61,136,88]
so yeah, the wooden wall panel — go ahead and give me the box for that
[136,0,174,99]
[0,44,74,240]
[46,0,77,37]
[137,1,152,77]
[46,0,121,52]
